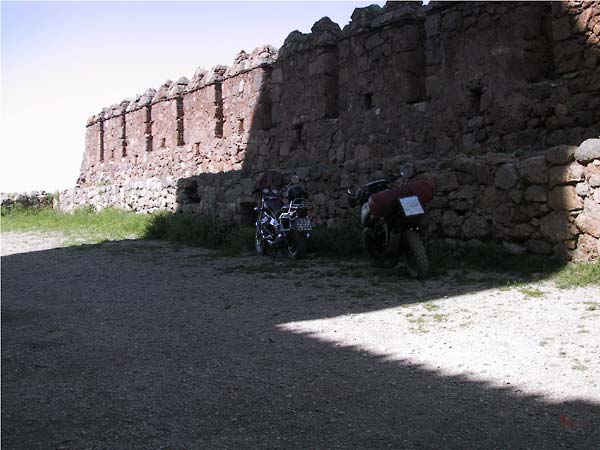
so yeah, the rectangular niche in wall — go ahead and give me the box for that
[99,121,105,161]
[176,97,185,146]
[214,83,224,138]
[363,93,373,110]
[121,114,127,157]
[145,106,153,152]
[293,122,303,144]
[467,85,482,116]
[324,74,338,118]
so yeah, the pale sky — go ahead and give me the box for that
[1,0,385,193]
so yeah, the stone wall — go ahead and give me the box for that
[61,1,600,261]
[1,191,54,210]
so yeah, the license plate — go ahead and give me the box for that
[399,196,424,216]
[295,217,312,231]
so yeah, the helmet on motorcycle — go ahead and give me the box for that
[287,185,305,201]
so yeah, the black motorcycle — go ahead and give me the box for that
[347,176,434,278]
[254,180,312,259]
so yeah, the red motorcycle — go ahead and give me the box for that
[347,176,434,278]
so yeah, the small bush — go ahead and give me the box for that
[553,262,600,288]
[142,212,254,255]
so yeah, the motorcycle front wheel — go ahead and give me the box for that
[287,230,307,260]
[255,226,269,256]
[362,228,399,268]
[403,230,429,278]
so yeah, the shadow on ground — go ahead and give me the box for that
[2,239,599,450]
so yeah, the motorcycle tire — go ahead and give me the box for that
[255,227,269,256]
[403,230,429,278]
[362,228,399,269]
[287,230,307,260]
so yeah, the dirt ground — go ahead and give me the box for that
[2,232,599,450]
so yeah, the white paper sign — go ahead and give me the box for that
[399,196,424,216]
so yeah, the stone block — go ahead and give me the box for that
[510,223,536,240]
[495,164,519,190]
[583,197,600,220]
[518,156,547,184]
[462,215,489,239]
[524,239,553,255]
[575,214,600,238]
[540,211,575,243]
[524,186,547,203]
[435,172,459,192]
[548,185,583,211]
[548,162,585,186]
[503,241,527,256]
[573,234,600,263]
[575,138,600,164]
[576,182,590,197]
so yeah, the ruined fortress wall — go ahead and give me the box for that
[61,1,600,261]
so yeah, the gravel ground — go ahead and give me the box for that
[2,231,599,450]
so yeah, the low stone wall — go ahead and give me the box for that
[59,179,177,214]
[1,191,54,210]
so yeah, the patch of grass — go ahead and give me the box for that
[571,362,588,371]
[432,313,447,322]
[552,262,600,289]
[583,301,599,311]
[1,205,153,244]
[518,286,545,299]
[407,315,429,334]
[423,302,441,312]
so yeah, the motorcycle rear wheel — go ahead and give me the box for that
[362,228,399,269]
[403,230,429,278]
[255,227,269,256]
[287,230,307,260]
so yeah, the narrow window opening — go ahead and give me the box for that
[121,114,127,157]
[238,118,245,134]
[145,106,153,152]
[293,122,303,144]
[363,93,373,110]
[467,86,482,116]
[194,142,201,156]
[160,138,166,148]
[324,75,338,117]
[98,121,105,161]
[214,83,224,138]
[176,97,185,146]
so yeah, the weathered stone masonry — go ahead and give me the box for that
[61,1,600,261]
